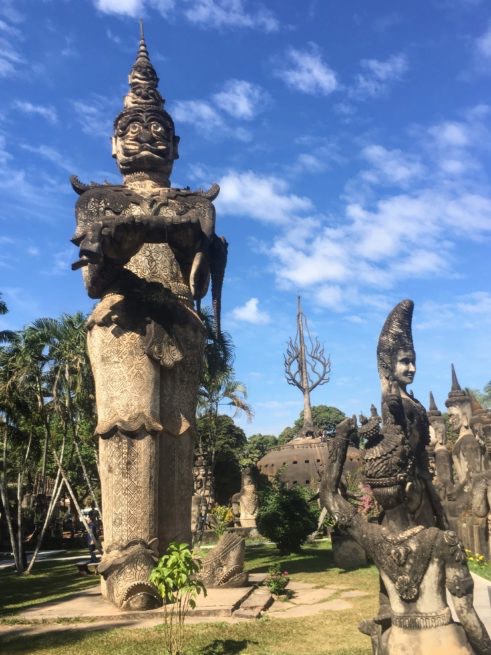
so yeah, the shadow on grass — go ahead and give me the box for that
[246,544,335,574]
[200,638,255,654]
[0,558,98,618]
[245,543,374,577]
[0,622,134,654]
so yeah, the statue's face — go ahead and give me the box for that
[393,349,416,388]
[433,420,446,446]
[112,110,177,176]
[448,406,463,432]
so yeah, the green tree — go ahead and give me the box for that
[278,405,346,445]
[197,414,247,504]
[0,311,98,572]
[277,426,297,445]
[0,293,15,344]
[469,382,491,410]
[293,405,346,434]
[197,309,252,503]
[240,433,278,467]
[256,476,318,554]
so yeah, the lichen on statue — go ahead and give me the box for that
[71,27,227,610]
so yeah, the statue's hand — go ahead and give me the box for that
[189,250,210,300]
[100,218,147,265]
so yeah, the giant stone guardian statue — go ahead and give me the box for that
[71,30,227,610]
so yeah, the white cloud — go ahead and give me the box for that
[183,0,278,32]
[262,106,491,313]
[417,292,491,330]
[274,45,338,95]
[216,170,313,224]
[476,24,491,61]
[94,0,175,17]
[173,99,224,131]
[72,94,118,139]
[20,145,74,173]
[0,34,24,78]
[93,0,278,31]
[173,78,266,139]
[12,101,58,124]
[230,297,271,324]
[428,121,470,148]
[213,79,268,120]
[361,145,424,187]
[352,53,408,99]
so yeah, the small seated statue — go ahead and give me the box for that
[320,418,491,655]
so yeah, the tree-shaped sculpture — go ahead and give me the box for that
[284,297,331,433]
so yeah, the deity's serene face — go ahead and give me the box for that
[393,349,416,389]
[432,420,446,446]
[448,406,463,432]
[112,110,178,178]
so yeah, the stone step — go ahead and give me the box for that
[233,587,273,619]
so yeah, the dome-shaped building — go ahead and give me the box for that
[257,429,362,490]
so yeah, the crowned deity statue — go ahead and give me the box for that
[376,300,447,530]
[71,28,227,610]
[446,365,485,490]
[320,419,491,655]
[427,392,455,504]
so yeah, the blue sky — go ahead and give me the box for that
[1,0,490,437]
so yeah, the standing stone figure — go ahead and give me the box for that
[446,366,484,490]
[238,467,259,529]
[320,419,491,655]
[377,300,446,529]
[427,392,456,506]
[71,30,227,610]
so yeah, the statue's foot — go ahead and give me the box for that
[121,582,162,611]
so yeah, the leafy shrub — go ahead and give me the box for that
[209,504,233,537]
[150,542,206,655]
[256,477,318,554]
[265,562,289,595]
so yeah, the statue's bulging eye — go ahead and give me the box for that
[151,122,163,133]
[129,123,141,134]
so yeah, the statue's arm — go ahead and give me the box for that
[319,417,372,547]
[442,532,491,654]
[380,378,407,432]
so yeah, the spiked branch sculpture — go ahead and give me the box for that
[284,297,331,430]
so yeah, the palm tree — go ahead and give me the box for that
[197,308,253,478]
[0,293,15,344]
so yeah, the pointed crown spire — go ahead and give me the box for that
[427,391,442,418]
[451,363,461,392]
[445,363,470,408]
[123,22,163,111]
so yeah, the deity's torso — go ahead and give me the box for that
[73,179,217,306]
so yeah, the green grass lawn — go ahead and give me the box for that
[0,552,99,619]
[0,540,378,655]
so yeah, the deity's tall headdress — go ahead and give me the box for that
[427,391,442,419]
[113,23,179,160]
[377,299,414,380]
[445,364,470,408]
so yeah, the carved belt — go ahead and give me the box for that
[391,607,452,629]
